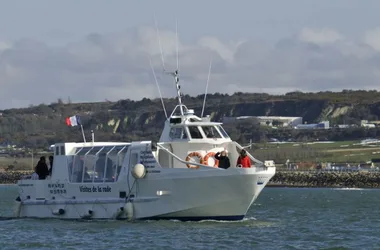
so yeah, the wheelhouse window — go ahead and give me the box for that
[217,125,230,138]
[201,126,222,139]
[169,127,187,140]
[188,126,203,139]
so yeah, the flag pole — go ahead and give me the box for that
[80,124,86,143]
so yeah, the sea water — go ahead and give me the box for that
[0,185,379,249]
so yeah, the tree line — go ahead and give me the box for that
[1,90,380,149]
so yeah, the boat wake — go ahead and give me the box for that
[332,187,367,191]
[141,216,258,224]
[0,216,21,221]
[180,216,278,228]
[191,216,257,223]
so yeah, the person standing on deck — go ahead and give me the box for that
[215,150,231,169]
[48,155,54,176]
[36,156,49,180]
[236,149,251,168]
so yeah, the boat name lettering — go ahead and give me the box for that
[48,183,66,194]
[79,185,112,193]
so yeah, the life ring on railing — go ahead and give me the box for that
[185,152,202,169]
[202,152,219,168]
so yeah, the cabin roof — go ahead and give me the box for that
[51,142,130,148]
[170,122,222,127]
[51,141,151,147]
[50,141,151,156]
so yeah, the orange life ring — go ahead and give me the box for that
[185,152,202,169]
[202,152,219,168]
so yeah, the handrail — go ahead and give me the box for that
[156,144,215,169]
[169,104,189,118]
[84,146,95,182]
[234,142,264,166]
[103,146,116,182]
[114,145,127,182]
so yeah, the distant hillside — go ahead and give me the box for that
[1,90,380,148]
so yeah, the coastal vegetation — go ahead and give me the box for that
[2,90,380,170]
[1,90,380,148]
[253,140,380,165]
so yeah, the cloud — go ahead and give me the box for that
[0,41,11,51]
[1,26,380,109]
[298,28,343,44]
[363,28,380,52]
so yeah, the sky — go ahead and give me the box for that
[1,0,380,109]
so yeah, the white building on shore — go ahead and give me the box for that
[223,116,303,127]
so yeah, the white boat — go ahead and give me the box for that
[14,30,276,221]
[14,91,275,221]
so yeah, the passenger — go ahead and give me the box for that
[48,155,54,176]
[215,150,231,169]
[105,160,113,180]
[114,165,122,180]
[204,128,212,138]
[75,160,85,182]
[31,166,39,180]
[95,156,106,179]
[236,149,251,168]
[35,156,49,180]
[82,167,91,180]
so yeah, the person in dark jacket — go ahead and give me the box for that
[215,150,231,169]
[48,155,54,176]
[35,156,49,180]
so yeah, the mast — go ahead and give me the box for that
[154,15,184,116]
[166,69,184,116]
[174,17,184,116]
[164,17,184,116]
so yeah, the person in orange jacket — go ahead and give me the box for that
[236,149,251,168]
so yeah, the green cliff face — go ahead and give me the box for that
[1,90,380,148]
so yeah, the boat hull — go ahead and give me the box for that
[16,167,274,221]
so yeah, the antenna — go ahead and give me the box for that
[173,17,183,115]
[149,57,168,119]
[201,57,213,118]
[176,18,179,71]
[154,13,166,71]
[153,14,184,116]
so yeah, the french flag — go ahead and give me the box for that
[65,115,81,127]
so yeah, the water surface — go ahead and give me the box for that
[1,185,379,249]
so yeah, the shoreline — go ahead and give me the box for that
[2,184,379,189]
[268,171,380,189]
[266,184,380,189]
[2,171,380,189]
